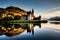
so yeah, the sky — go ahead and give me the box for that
[0,0,60,18]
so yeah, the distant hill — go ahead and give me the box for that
[0,6,27,18]
[48,16,60,21]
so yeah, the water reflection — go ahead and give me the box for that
[50,21,60,24]
[0,22,60,40]
[42,21,60,32]
[0,23,41,37]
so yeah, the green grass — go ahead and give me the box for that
[9,20,41,23]
[0,19,47,24]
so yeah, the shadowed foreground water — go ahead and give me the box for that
[0,22,60,40]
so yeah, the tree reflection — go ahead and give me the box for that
[0,23,41,37]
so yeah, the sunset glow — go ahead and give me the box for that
[41,11,60,18]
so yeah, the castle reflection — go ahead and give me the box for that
[0,21,60,37]
[0,23,41,37]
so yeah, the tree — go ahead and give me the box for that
[14,15,21,20]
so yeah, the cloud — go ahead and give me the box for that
[41,10,60,18]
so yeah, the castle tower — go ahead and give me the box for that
[31,9,34,14]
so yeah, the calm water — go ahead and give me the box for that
[0,21,60,40]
